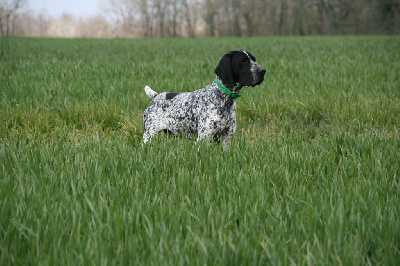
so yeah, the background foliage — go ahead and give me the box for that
[1,0,400,38]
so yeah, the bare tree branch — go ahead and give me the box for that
[0,0,25,36]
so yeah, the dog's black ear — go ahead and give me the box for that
[215,51,236,88]
[246,51,256,62]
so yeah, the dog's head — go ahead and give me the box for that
[215,50,266,89]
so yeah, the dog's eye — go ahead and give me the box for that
[242,57,249,63]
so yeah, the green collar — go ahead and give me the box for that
[215,77,241,99]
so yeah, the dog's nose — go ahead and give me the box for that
[260,69,266,76]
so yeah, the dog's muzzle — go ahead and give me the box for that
[253,68,266,86]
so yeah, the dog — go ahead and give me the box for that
[142,50,266,147]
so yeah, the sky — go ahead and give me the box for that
[28,0,102,18]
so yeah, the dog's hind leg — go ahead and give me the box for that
[142,127,160,144]
[142,132,151,144]
[142,122,170,144]
[142,110,167,144]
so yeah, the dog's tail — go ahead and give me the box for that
[144,86,158,99]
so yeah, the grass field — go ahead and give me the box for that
[1,36,399,264]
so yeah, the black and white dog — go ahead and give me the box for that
[142,50,266,146]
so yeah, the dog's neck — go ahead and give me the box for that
[215,76,242,97]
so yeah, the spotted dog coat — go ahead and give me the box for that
[142,50,266,146]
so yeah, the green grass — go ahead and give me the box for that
[1,36,399,264]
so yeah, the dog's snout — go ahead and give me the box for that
[253,67,266,86]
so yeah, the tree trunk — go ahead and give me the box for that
[205,0,215,36]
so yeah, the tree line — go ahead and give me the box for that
[101,0,400,37]
[1,0,399,38]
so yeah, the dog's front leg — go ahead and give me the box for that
[221,134,232,149]
[221,123,236,149]
[195,131,210,144]
[195,124,215,146]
